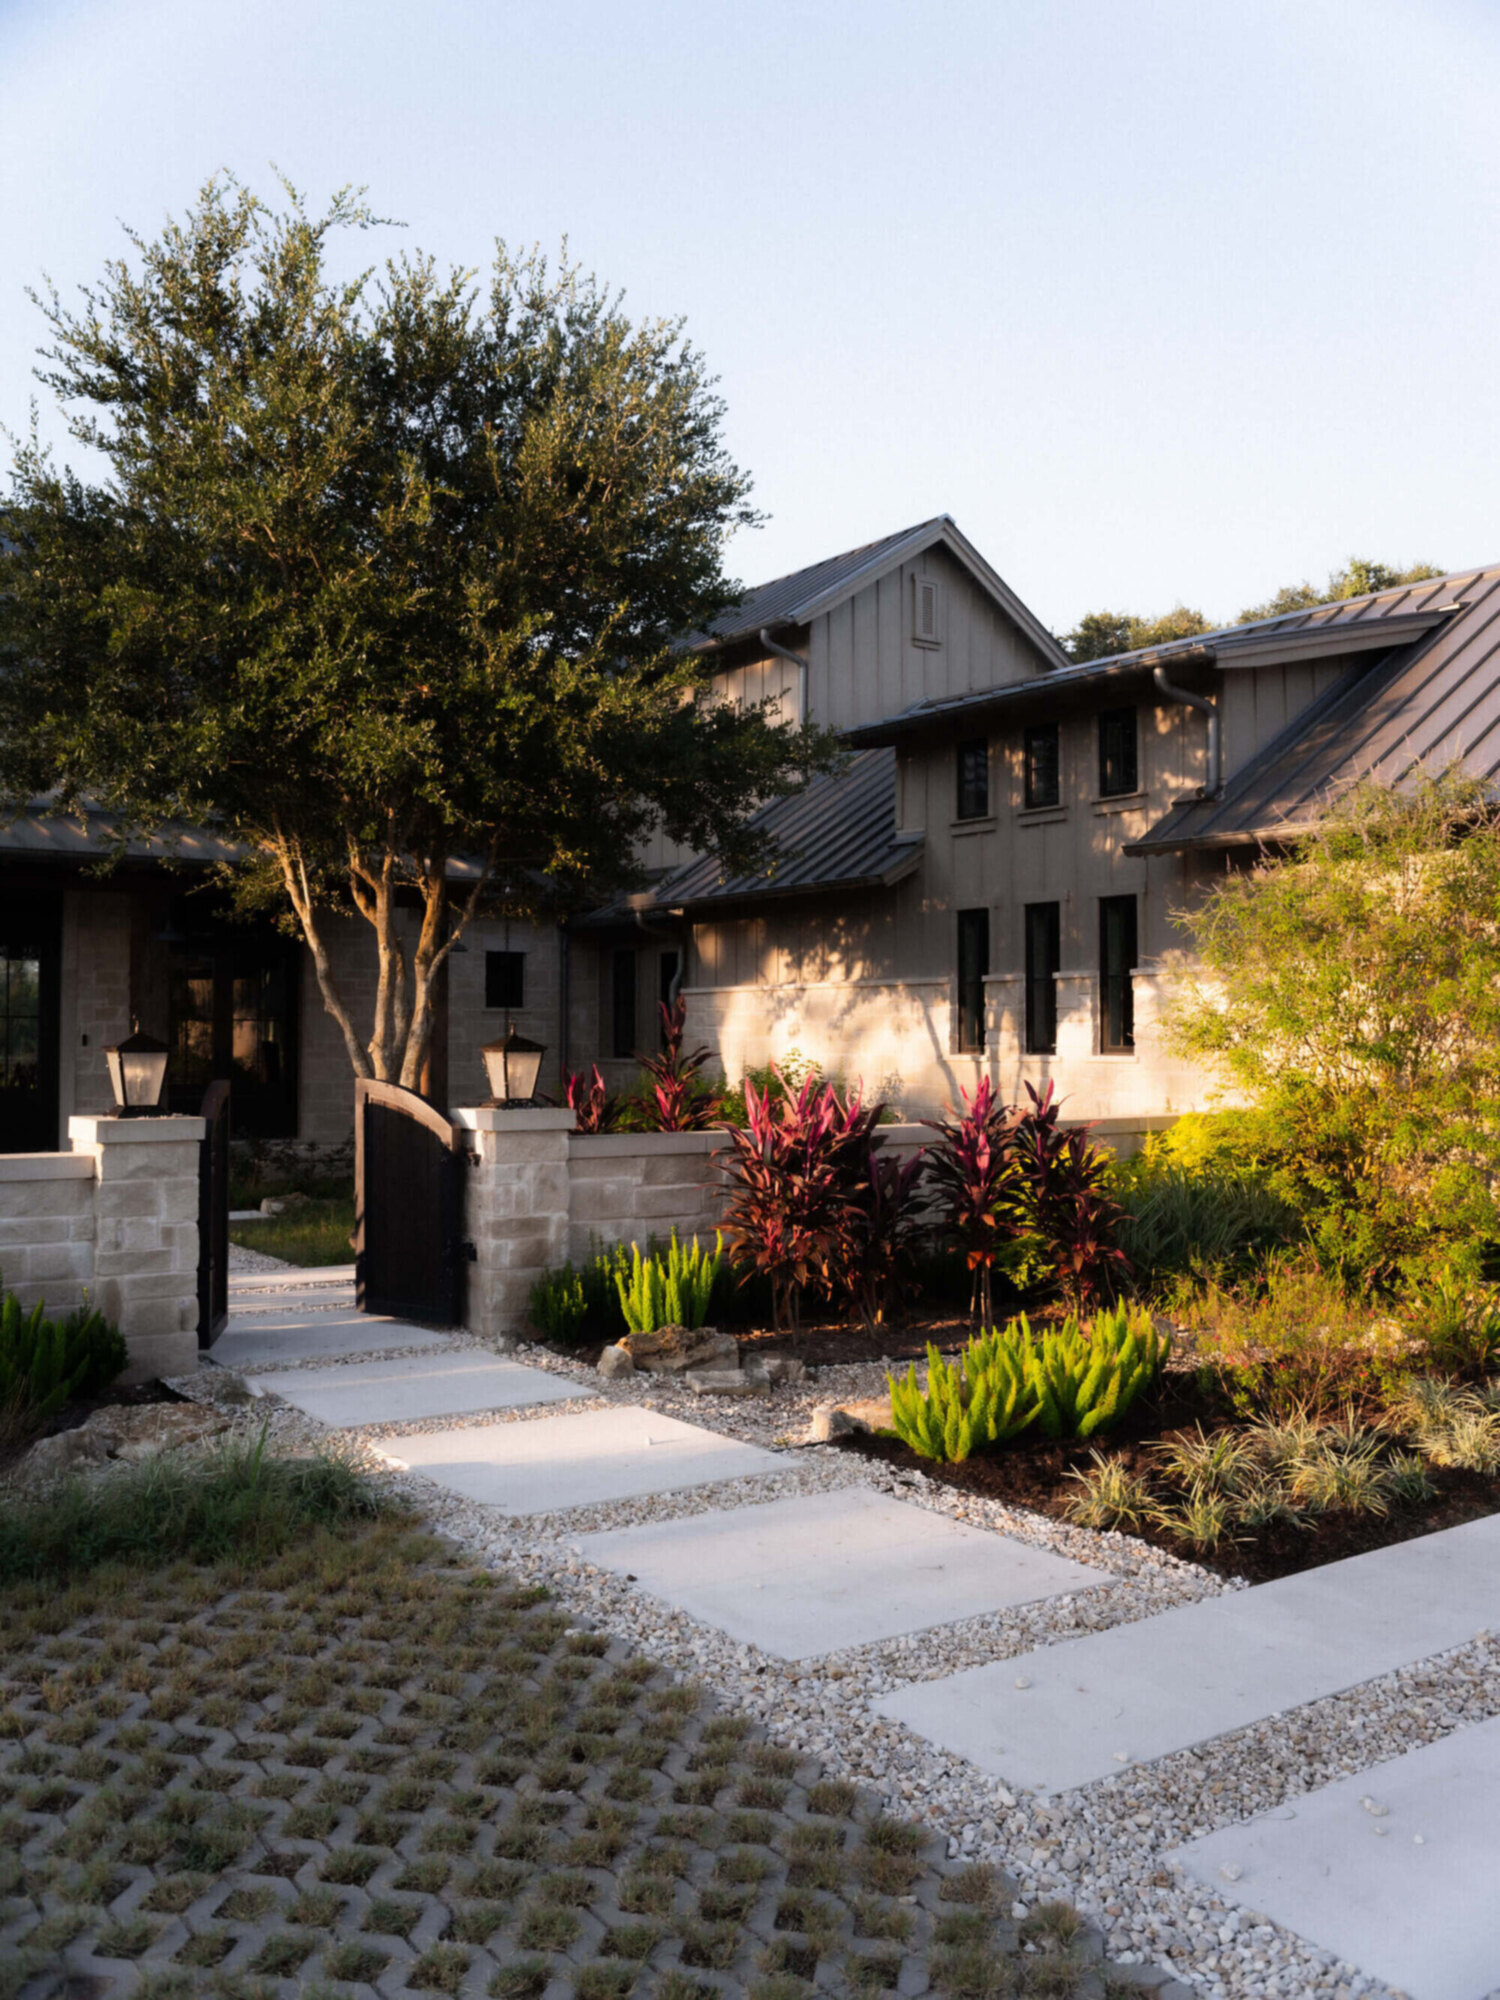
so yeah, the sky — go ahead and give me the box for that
[1,0,1498,635]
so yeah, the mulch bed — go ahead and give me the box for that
[833,1370,1500,1586]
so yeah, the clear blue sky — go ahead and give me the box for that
[2,0,1497,633]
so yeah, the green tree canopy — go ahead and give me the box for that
[1062,558,1448,662]
[1166,769,1500,1281]
[1237,556,1447,625]
[0,178,830,1088]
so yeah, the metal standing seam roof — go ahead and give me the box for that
[642,749,921,912]
[696,515,1072,671]
[1125,562,1500,855]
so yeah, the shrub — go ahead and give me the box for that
[1011,1083,1131,1309]
[1114,1148,1299,1289]
[922,1080,1028,1324]
[0,1430,384,1582]
[888,1304,1167,1461]
[717,1073,890,1332]
[527,1244,631,1346]
[0,1280,127,1431]
[615,1233,722,1333]
[829,1141,927,1333]
[565,1065,623,1134]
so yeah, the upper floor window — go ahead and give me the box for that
[1098,706,1139,798]
[955,738,989,820]
[485,950,525,1010]
[1024,723,1061,810]
[913,575,941,646]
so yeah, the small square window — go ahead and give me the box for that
[1024,724,1061,810]
[485,950,525,1010]
[1098,707,1139,798]
[956,738,989,820]
[913,575,941,645]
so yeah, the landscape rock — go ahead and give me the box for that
[18,1426,113,1480]
[683,1363,766,1397]
[807,1394,895,1443]
[621,1325,737,1374]
[597,1343,636,1380]
[260,1191,316,1216]
[17,1402,231,1481]
[762,1354,806,1386]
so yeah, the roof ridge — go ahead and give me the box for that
[721,516,950,605]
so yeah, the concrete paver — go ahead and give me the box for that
[211,1309,457,1371]
[577,1486,1113,1660]
[249,1348,577,1426]
[1170,1711,1500,2000]
[875,1511,1500,1793]
[375,1405,784,1513]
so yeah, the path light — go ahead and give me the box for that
[104,1023,169,1116]
[480,1027,546,1106]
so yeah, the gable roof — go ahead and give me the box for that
[1125,562,1500,855]
[699,516,1072,671]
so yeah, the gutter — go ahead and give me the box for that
[760,626,810,724]
[1152,663,1221,796]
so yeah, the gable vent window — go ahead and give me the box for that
[913,575,941,646]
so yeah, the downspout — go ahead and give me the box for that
[1152,663,1221,796]
[759,626,810,725]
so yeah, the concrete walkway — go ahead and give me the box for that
[209,1282,1500,2000]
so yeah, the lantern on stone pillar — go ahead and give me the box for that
[104,1024,170,1116]
[480,1027,545,1106]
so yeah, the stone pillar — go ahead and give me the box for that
[68,1115,204,1384]
[455,1107,573,1337]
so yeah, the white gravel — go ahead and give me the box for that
[175,1323,1500,2000]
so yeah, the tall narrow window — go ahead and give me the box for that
[913,575,941,645]
[956,908,989,1053]
[1099,895,1138,1051]
[1024,723,1061,810]
[1098,707,1139,797]
[658,949,682,1038]
[1024,902,1060,1055]
[484,950,525,1010]
[955,738,989,820]
[611,949,637,1059]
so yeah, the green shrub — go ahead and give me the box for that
[615,1233,722,1333]
[1113,1147,1298,1288]
[0,1280,127,1429]
[528,1243,631,1346]
[0,1430,385,1582]
[888,1304,1168,1461]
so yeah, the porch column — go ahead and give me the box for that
[456,1106,572,1336]
[68,1114,204,1384]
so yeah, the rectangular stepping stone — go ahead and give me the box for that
[1170,1712,1500,2000]
[212,1310,458,1371]
[577,1488,1113,1660]
[249,1350,576,1427]
[876,1512,1500,1794]
[376,1407,782,1514]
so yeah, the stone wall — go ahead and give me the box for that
[0,1116,203,1385]
[458,1110,1174,1337]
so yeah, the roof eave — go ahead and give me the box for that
[672,837,924,914]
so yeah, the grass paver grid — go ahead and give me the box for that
[0,1521,1136,2000]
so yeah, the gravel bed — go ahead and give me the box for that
[172,1346,1500,1999]
[225,1239,301,1275]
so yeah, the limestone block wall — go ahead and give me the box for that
[0,1116,203,1384]
[459,1108,573,1338]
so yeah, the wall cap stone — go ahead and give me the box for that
[0,1153,96,1182]
[69,1115,207,1148]
[454,1106,575,1134]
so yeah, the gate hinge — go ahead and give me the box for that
[458,1240,478,1263]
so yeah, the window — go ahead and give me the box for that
[955,738,989,820]
[0,895,59,1153]
[1098,707,1139,798]
[484,950,525,1010]
[611,948,638,1060]
[956,908,989,1053]
[166,928,300,1137]
[1024,723,1061,810]
[1024,902,1060,1055]
[1099,895,1138,1052]
[913,575,941,645]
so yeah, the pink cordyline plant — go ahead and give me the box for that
[1010,1081,1132,1309]
[564,1064,622,1134]
[637,995,723,1131]
[922,1077,1028,1324]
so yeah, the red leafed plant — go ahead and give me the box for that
[832,1140,928,1332]
[717,1071,892,1332]
[564,1064,622,1134]
[1010,1081,1132,1309]
[638,996,723,1132]
[922,1078,1028,1323]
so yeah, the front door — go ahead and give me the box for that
[0,894,61,1153]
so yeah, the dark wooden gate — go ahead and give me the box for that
[354,1079,467,1325]
[197,1079,231,1347]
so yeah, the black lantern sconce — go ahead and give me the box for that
[480,1027,546,1107]
[104,1024,170,1116]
